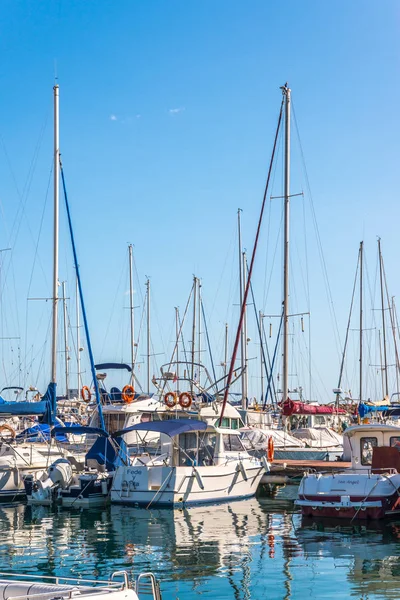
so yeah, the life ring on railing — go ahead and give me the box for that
[0,424,16,439]
[81,386,92,402]
[179,392,192,409]
[164,392,177,408]
[122,385,135,404]
[267,436,274,462]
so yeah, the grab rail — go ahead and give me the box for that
[135,573,162,599]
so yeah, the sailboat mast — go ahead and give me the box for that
[62,281,69,399]
[282,83,291,403]
[359,241,363,402]
[76,277,81,393]
[198,279,202,385]
[224,323,228,378]
[146,278,150,393]
[175,307,180,383]
[242,251,248,408]
[260,311,264,404]
[378,238,389,397]
[191,276,197,393]
[237,209,245,404]
[128,244,135,380]
[51,84,59,385]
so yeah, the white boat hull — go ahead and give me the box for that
[111,460,265,506]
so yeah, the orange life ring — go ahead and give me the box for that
[122,384,135,403]
[164,392,177,408]
[179,392,192,409]
[267,436,274,462]
[0,424,16,439]
[81,386,92,402]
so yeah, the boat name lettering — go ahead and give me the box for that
[337,479,359,485]
[127,469,142,476]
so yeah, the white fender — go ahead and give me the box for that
[193,467,204,490]
[237,460,247,481]
[261,456,271,473]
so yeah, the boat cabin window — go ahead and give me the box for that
[178,432,217,466]
[223,434,245,452]
[314,416,326,426]
[198,432,217,466]
[216,417,244,430]
[140,412,152,423]
[104,413,126,434]
[390,437,400,450]
[360,437,378,465]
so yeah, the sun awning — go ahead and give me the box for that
[51,426,108,438]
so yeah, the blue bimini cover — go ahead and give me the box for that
[113,418,207,439]
[358,403,391,418]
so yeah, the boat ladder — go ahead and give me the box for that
[135,572,162,600]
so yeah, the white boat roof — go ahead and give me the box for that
[344,423,400,439]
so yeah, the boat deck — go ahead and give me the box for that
[261,459,351,488]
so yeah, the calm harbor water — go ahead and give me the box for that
[0,496,399,599]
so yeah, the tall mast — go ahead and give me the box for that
[359,241,363,402]
[51,84,59,385]
[282,83,291,404]
[242,251,248,408]
[378,238,389,397]
[175,307,180,383]
[237,208,245,403]
[128,244,135,381]
[76,277,81,393]
[146,278,150,393]
[62,281,69,399]
[224,323,228,378]
[260,311,264,404]
[391,297,400,395]
[198,279,202,386]
[191,276,197,393]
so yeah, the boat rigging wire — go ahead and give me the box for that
[60,161,105,431]
[219,96,284,425]
[200,298,217,390]
[291,100,342,364]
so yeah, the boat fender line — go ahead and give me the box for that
[179,392,192,409]
[164,392,177,408]
[122,385,135,403]
[81,386,91,402]
[261,455,271,473]
[193,467,204,490]
[237,460,248,481]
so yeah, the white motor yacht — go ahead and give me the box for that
[111,414,269,507]
[296,423,400,520]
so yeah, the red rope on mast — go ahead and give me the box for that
[218,99,284,425]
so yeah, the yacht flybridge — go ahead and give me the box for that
[296,424,400,520]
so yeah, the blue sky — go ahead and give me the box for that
[0,0,399,402]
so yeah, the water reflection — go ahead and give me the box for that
[298,517,400,599]
[0,500,398,598]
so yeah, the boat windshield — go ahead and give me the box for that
[178,431,217,466]
[223,434,246,452]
